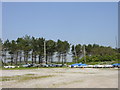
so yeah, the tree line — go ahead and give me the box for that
[0,35,119,66]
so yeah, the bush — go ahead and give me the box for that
[78,54,119,64]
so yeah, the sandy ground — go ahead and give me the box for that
[1,68,119,88]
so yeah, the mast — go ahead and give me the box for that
[44,40,46,64]
[74,45,77,63]
[115,36,118,49]
[83,45,86,63]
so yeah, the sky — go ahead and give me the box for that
[0,2,2,39]
[2,2,118,48]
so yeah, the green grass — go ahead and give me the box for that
[25,74,36,76]
[2,66,68,70]
[1,74,54,82]
[86,61,118,65]
[2,67,39,70]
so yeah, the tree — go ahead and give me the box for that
[0,38,3,65]
[86,44,92,56]
[56,39,63,63]
[8,40,18,65]
[2,39,10,65]
[62,41,70,63]
[31,37,38,64]
[71,44,82,63]
[36,37,44,64]
[56,40,70,64]
[46,40,56,63]
[16,38,24,64]
[22,35,31,64]
[0,38,2,51]
[1,35,119,65]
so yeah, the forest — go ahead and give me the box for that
[0,35,120,66]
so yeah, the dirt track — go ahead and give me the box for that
[1,68,118,88]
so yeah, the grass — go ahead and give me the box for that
[2,66,68,70]
[1,75,21,81]
[1,74,54,82]
[86,61,118,65]
[25,74,36,75]
[51,80,83,88]
[2,67,39,70]
[19,75,54,82]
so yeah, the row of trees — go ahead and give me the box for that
[0,35,119,65]
[1,35,70,65]
[71,44,119,63]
